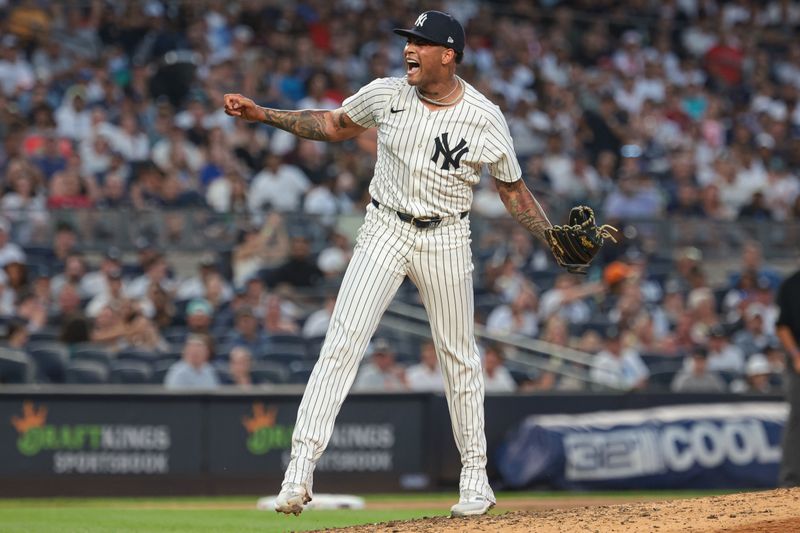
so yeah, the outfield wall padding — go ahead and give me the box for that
[0,388,784,496]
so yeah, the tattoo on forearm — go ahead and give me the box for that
[496,180,552,243]
[260,108,332,141]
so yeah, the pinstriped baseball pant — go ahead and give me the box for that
[282,202,494,501]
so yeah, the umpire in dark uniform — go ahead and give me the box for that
[776,264,800,487]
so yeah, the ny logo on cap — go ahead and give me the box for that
[415,13,428,27]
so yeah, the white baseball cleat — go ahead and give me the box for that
[274,483,311,515]
[450,490,496,517]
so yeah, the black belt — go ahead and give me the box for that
[371,199,468,229]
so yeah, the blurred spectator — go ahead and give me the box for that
[185,298,214,336]
[226,346,253,388]
[266,236,323,289]
[230,307,268,356]
[81,247,124,299]
[486,282,539,338]
[126,254,175,300]
[406,340,444,392]
[482,343,516,393]
[1,317,29,350]
[248,152,311,214]
[590,326,649,391]
[732,304,773,358]
[302,294,335,339]
[0,218,25,268]
[262,294,299,335]
[353,338,407,391]
[232,214,290,288]
[85,267,127,318]
[164,335,219,390]
[704,325,746,374]
[671,346,727,393]
[731,354,777,394]
[539,274,602,324]
[176,253,233,303]
[728,241,782,292]
[0,274,17,319]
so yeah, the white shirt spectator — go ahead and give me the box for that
[0,47,34,96]
[406,363,445,392]
[591,348,650,390]
[248,164,311,213]
[55,94,92,141]
[483,365,517,393]
[0,240,25,268]
[486,305,538,338]
[302,307,332,338]
[164,361,219,389]
[706,343,746,374]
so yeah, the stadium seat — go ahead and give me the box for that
[65,360,110,384]
[640,352,678,371]
[305,335,326,358]
[117,348,160,363]
[72,347,113,368]
[25,341,70,383]
[648,370,680,391]
[163,327,188,345]
[263,352,305,366]
[251,361,290,384]
[265,334,306,353]
[0,348,33,384]
[260,342,306,358]
[110,360,153,384]
[28,326,60,343]
[288,361,315,384]
[151,359,176,384]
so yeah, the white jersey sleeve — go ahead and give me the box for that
[482,106,522,183]
[341,77,403,128]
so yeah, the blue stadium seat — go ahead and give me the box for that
[648,370,679,391]
[163,327,188,345]
[261,352,305,366]
[72,347,113,368]
[251,361,289,384]
[260,342,306,358]
[26,341,70,383]
[28,326,60,343]
[65,360,110,384]
[152,359,176,384]
[110,360,153,384]
[288,361,315,384]
[305,335,326,358]
[0,348,32,383]
[117,348,159,363]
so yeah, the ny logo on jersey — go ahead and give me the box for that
[415,13,428,27]
[431,132,469,170]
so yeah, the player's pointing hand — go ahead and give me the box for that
[223,93,261,121]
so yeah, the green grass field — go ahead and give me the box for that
[0,491,735,533]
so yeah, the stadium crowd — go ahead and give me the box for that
[1,0,799,393]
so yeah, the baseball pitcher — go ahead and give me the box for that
[224,10,611,517]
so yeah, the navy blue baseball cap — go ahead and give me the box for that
[394,11,465,54]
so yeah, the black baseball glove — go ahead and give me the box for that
[544,206,617,275]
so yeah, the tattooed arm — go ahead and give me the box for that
[223,93,366,142]
[495,178,553,244]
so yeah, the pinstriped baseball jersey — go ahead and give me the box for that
[280,74,516,507]
[342,76,521,218]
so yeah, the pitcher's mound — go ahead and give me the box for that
[326,488,800,533]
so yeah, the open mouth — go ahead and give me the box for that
[407,59,420,75]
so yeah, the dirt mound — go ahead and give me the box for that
[321,488,800,533]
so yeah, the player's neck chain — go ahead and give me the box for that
[416,77,464,107]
